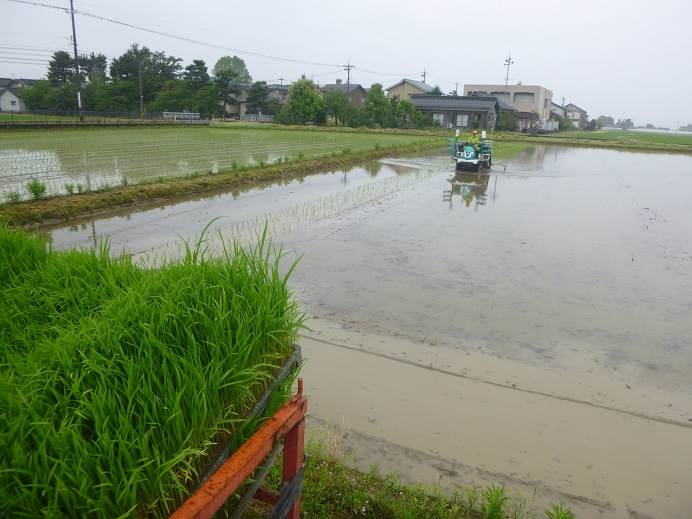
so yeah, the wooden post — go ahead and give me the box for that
[282,378,305,519]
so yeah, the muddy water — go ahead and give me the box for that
[48,146,692,518]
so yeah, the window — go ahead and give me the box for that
[455,113,469,127]
[432,113,445,125]
[513,92,535,104]
[10,100,17,106]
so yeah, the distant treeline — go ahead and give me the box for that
[20,44,434,129]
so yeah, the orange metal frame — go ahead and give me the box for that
[171,379,307,519]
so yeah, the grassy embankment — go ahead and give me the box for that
[0,224,302,517]
[242,438,574,519]
[493,128,692,154]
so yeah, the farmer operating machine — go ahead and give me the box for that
[449,130,493,171]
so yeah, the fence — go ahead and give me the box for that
[162,112,200,121]
[0,110,206,124]
[240,113,275,123]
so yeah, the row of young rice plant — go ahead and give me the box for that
[0,222,304,517]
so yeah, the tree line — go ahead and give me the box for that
[20,44,434,128]
[21,45,272,116]
[277,79,431,128]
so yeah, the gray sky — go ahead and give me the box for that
[3,0,691,127]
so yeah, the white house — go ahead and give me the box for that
[0,78,36,112]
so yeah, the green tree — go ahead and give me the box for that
[47,51,75,85]
[362,83,390,127]
[430,85,443,95]
[109,44,182,110]
[596,115,615,127]
[495,110,518,131]
[395,99,416,128]
[213,56,251,83]
[150,80,192,112]
[192,85,220,117]
[215,70,242,116]
[278,78,324,124]
[183,60,210,90]
[246,81,270,113]
[323,88,349,126]
[19,80,52,110]
[79,52,108,81]
[556,115,575,131]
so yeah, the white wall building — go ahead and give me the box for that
[0,78,36,112]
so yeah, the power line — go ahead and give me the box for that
[0,59,50,64]
[5,0,345,68]
[0,55,50,62]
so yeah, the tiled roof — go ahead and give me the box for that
[385,78,434,93]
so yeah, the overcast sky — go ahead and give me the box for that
[3,0,691,127]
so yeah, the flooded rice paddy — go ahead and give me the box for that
[0,127,429,198]
[47,145,692,518]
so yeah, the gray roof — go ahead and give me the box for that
[496,98,516,111]
[385,78,434,93]
[267,84,289,91]
[411,95,502,111]
[321,83,365,93]
[564,103,587,113]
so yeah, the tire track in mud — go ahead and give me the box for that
[301,333,692,430]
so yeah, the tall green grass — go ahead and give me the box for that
[0,224,303,517]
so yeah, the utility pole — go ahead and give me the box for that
[69,0,83,122]
[455,82,459,96]
[503,53,514,105]
[138,59,144,119]
[278,75,285,86]
[343,60,354,104]
[421,69,426,83]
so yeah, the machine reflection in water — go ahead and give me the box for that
[443,171,497,209]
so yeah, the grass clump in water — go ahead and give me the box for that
[0,223,303,517]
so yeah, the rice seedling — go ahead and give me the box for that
[76,183,84,193]
[26,178,47,200]
[481,484,509,519]
[0,223,303,517]
[4,190,21,203]
[64,182,75,194]
[545,503,575,519]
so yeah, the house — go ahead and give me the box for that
[550,101,566,119]
[385,78,434,101]
[0,78,36,112]
[564,103,588,130]
[267,83,289,105]
[410,95,511,130]
[321,79,368,108]
[464,83,554,124]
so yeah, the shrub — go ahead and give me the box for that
[26,179,47,200]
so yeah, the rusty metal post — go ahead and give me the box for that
[281,380,305,519]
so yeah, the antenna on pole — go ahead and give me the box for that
[343,60,354,104]
[69,0,83,122]
[421,68,426,83]
[503,53,514,105]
